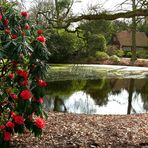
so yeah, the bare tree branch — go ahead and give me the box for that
[67,9,148,23]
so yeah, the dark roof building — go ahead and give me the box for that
[113,31,148,50]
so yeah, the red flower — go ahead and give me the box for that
[21,12,29,17]
[11,112,16,119]
[3,132,11,141]
[20,80,28,86]
[10,93,18,101]
[38,80,47,87]
[3,19,9,25]
[14,115,24,125]
[9,73,14,79]
[24,24,30,29]
[35,118,45,129]
[37,36,46,43]
[4,29,10,34]
[39,98,44,104]
[11,34,17,39]
[0,125,5,130]
[16,69,28,79]
[37,29,43,35]
[20,90,31,100]
[0,14,2,20]
[6,121,15,129]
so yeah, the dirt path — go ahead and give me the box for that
[12,112,148,148]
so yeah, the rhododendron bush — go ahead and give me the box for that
[0,1,50,147]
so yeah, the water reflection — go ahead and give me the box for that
[44,78,148,114]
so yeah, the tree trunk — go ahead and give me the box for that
[127,79,135,114]
[131,0,137,62]
[55,0,59,20]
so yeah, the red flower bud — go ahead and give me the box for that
[6,121,15,129]
[16,69,28,79]
[35,117,45,129]
[11,112,16,119]
[14,115,24,125]
[9,73,14,79]
[38,80,47,87]
[3,132,11,141]
[11,34,17,39]
[39,98,44,104]
[20,80,28,86]
[4,29,10,34]
[3,19,9,25]
[0,125,5,130]
[0,14,2,20]
[24,24,30,29]
[21,12,29,18]
[10,93,18,101]
[37,36,46,43]
[20,90,31,101]
[37,29,43,35]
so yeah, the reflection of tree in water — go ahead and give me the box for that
[137,79,148,111]
[127,79,148,112]
[111,90,121,95]
[45,80,86,112]
[46,80,86,96]
[127,79,135,114]
[53,96,67,112]
[110,78,148,114]
[44,78,148,114]
[84,79,111,106]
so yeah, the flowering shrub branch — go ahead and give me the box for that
[0,1,50,147]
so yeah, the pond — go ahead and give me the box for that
[44,78,148,115]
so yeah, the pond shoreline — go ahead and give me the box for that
[48,63,148,81]
[12,112,148,148]
[58,58,148,67]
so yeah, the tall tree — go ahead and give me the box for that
[29,0,148,30]
[30,0,75,29]
[79,20,114,43]
[112,20,129,32]
[137,17,148,36]
[118,0,148,61]
[28,0,148,61]
[131,0,137,61]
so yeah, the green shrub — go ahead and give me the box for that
[106,45,116,56]
[115,49,124,57]
[87,34,107,55]
[95,51,109,61]
[110,55,120,63]
[136,50,148,59]
[87,56,96,62]
[124,51,132,57]
[46,30,85,62]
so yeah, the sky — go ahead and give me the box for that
[20,0,131,14]
[71,0,129,14]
